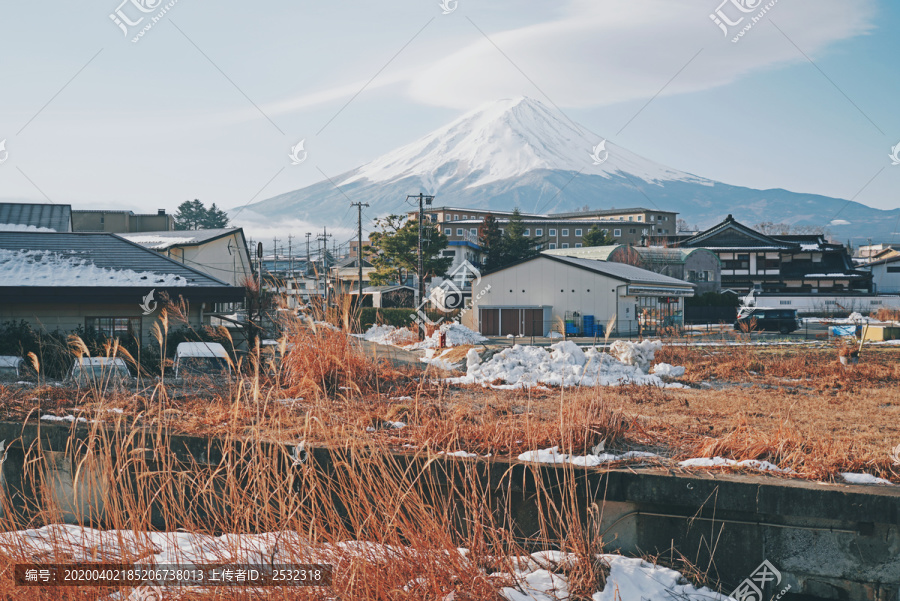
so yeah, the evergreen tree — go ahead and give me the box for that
[479,213,504,271]
[175,199,230,230]
[582,224,618,247]
[366,215,452,286]
[500,208,540,266]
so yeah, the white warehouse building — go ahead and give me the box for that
[471,255,695,337]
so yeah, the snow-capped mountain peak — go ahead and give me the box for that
[341,97,707,190]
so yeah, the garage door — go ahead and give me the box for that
[500,309,520,336]
[522,309,544,336]
[479,308,499,336]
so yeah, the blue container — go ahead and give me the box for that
[565,323,578,335]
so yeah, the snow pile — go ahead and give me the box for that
[841,472,894,486]
[609,340,662,372]
[679,457,791,473]
[358,324,419,346]
[518,447,659,468]
[359,322,485,350]
[0,249,190,287]
[409,322,487,350]
[0,525,728,601]
[450,341,681,389]
[503,551,728,601]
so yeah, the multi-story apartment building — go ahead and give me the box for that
[405,206,680,275]
[72,209,175,233]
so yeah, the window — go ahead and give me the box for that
[444,228,451,235]
[456,228,464,236]
[628,216,633,221]
[86,317,141,343]
[524,228,530,236]
[637,216,643,221]
[887,266,900,273]
[549,229,557,236]
[575,229,583,237]
[650,216,655,222]
[723,254,750,270]
[535,228,543,236]
[548,243,557,249]
[629,228,636,234]
[441,250,455,257]
[561,229,569,236]
[779,300,792,305]
[561,243,569,249]
[575,243,582,248]
[469,228,478,236]
[462,214,468,220]
[453,215,459,221]
[613,229,621,237]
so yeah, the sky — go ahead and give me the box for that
[1,0,899,244]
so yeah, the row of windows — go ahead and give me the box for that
[445,227,643,238]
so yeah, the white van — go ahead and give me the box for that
[174,342,232,378]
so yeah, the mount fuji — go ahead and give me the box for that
[239,97,898,242]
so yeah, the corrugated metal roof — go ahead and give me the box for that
[544,245,717,265]
[0,203,72,232]
[0,232,232,287]
[543,255,695,288]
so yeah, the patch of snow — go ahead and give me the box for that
[439,450,478,458]
[609,340,662,372]
[841,472,894,485]
[390,396,413,401]
[40,415,88,424]
[408,322,487,350]
[651,363,685,379]
[679,457,791,473]
[0,524,727,600]
[0,223,55,232]
[547,331,564,339]
[518,447,660,467]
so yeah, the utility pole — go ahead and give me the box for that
[317,227,332,305]
[272,236,279,274]
[407,193,434,339]
[288,234,293,274]
[351,202,370,295]
[305,232,312,276]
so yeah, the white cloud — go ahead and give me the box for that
[407,0,876,109]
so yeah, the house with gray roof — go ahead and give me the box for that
[118,228,252,287]
[0,203,72,232]
[0,232,244,344]
[471,254,695,336]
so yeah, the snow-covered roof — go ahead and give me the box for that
[175,342,229,358]
[0,232,233,287]
[119,228,241,250]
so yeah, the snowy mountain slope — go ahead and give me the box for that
[238,98,900,242]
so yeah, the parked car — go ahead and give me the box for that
[0,356,24,380]
[734,307,802,334]
[68,357,133,389]
[174,342,232,378]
